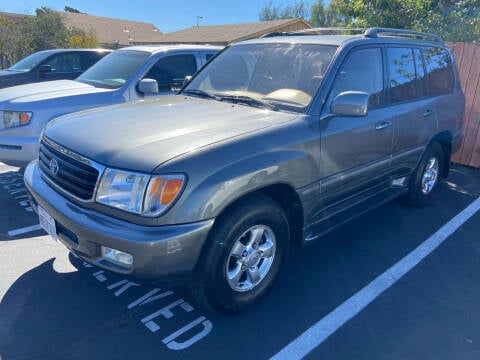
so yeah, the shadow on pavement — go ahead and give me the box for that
[0,256,216,360]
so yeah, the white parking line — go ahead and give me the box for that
[7,224,43,237]
[271,197,480,360]
[0,164,18,174]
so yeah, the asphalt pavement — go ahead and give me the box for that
[0,162,479,360]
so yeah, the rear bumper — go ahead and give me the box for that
[24,160,214,281]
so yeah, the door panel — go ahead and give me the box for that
[319,109,393,208]
[387,47,437,178]
[317,47,393,213]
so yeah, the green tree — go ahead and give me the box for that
[420,0,480,41]
[259,0,310,20]
[325,0,480,41]
[325,0,425,28]
[68,28,99,48]
[310,0,348,26]
[260,0,479,41]
[20,8,70,54]
[64,6,83,13]
[0,16,19,68]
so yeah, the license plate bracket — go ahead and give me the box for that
[38,205,57,241]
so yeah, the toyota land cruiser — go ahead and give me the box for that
[25,28,464,312]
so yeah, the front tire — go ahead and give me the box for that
[189,195,289,313]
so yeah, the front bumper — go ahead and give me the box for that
[0,134,39,167]
[24,160,214,280]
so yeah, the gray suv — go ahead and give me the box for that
[25,28,465,313]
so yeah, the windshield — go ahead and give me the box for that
[77,50,149,89]
[8,51,51,72]
[184,43,337,112]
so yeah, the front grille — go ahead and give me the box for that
[39,139,99,200]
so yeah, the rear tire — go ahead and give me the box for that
[403,142,444,207]
[189,194,289,313]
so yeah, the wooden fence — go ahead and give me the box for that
[449,42,480,168]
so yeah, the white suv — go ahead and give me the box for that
[0,45,221,167]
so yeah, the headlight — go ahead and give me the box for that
[4,111,33,128]
[96,168,185,216]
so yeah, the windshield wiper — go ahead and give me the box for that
[215,94,278,111]
[182,89,219,100]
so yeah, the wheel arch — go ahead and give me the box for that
[431,131,453,178]
[208,183,305,247]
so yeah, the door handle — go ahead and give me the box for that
[422,109,433,117]
[375,121,392,130]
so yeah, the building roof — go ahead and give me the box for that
[60,12,164,46]
[136,18,312,45]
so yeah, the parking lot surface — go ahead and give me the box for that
[1,162,479,359]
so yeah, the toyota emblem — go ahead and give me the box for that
[49,158,59,175]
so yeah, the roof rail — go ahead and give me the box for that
[260,27,442,43]
[292,27,367,35]
[260,27,366,38]
[364,27,442,42]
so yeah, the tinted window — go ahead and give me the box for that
[8,51,51,72]
[387,47,417,103]
[423,47,455,96]
[42,53,82,73]
[81,52,107,70]
[77,50,149,89]
[145,55,197,92]
[206,53,216,61]
[414,48,426,98]
[329,48,384,108]
[186,43,337,112]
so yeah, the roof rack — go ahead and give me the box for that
[364,27,442,42]
[260,27,366,38]
[260,27,442,43]
[290,27,367,35]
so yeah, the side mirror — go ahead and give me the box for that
[138,78,159,95]
[331,91,369,117]
[183,75,192,87]
[38,64,52,74]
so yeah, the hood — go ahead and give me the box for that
[0,80,110,104]
[0,70,24,89]
[44,96,298,173]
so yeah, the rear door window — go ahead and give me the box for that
[387,47,418,103]
[414,48,426,98]
[422,47,455,96]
